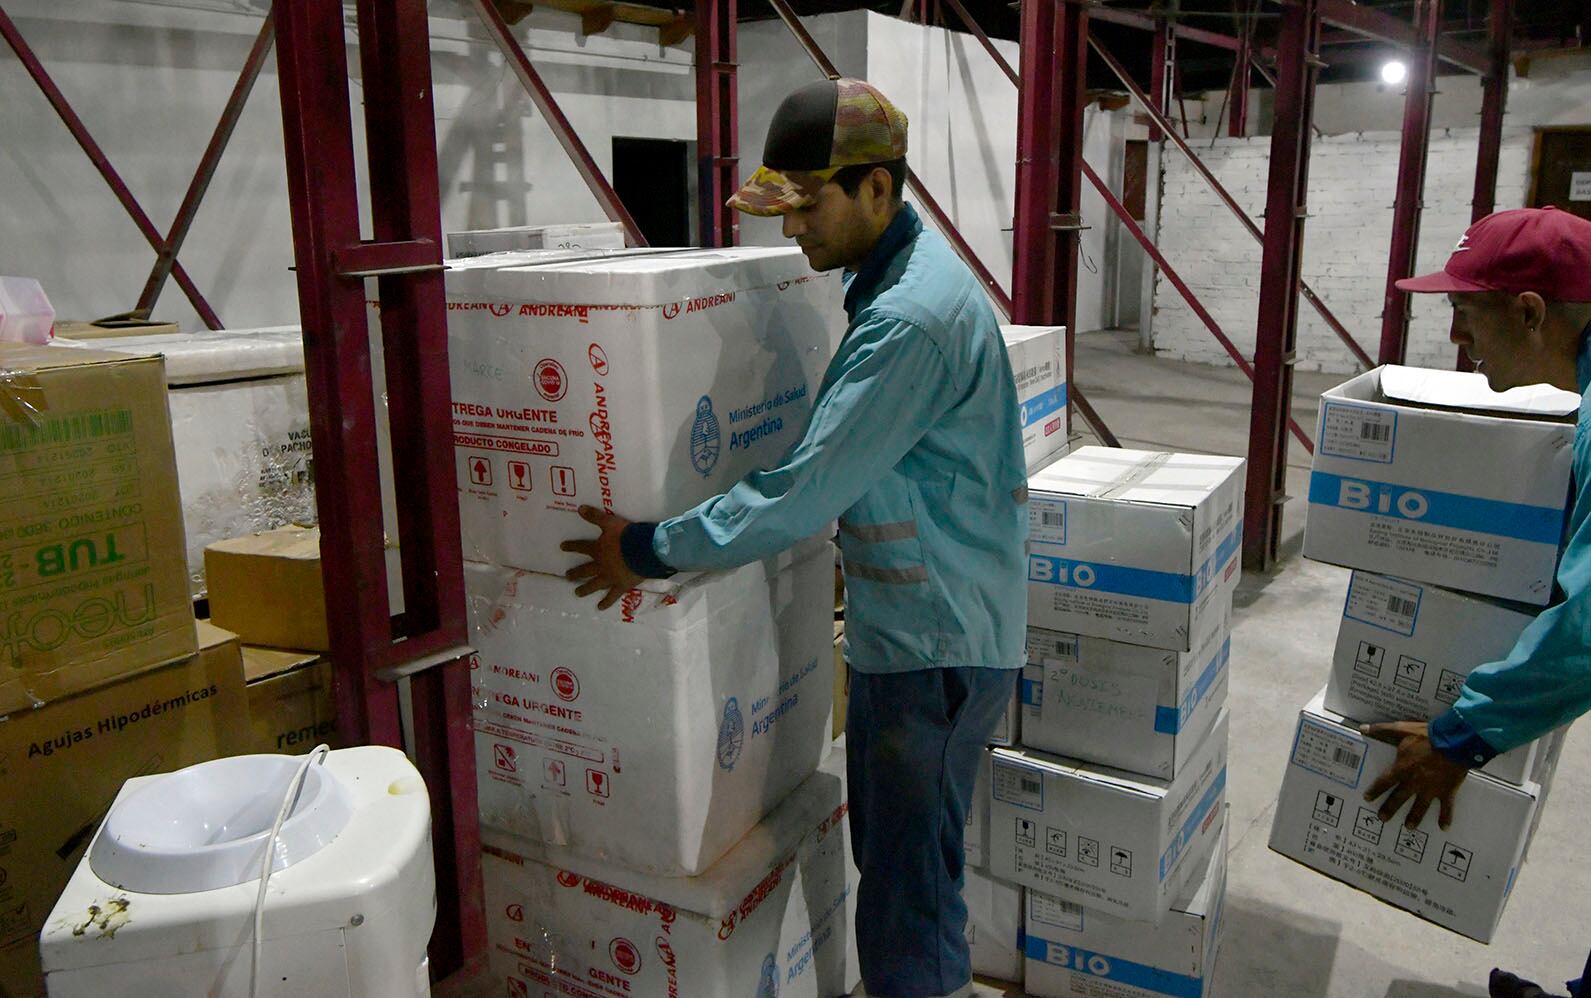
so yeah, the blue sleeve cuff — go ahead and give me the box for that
[1429,709,1498,769]
[620,522,675,579]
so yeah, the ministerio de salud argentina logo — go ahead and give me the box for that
[690,395,721,476]
[716,697,744,771]
[757,953,780,998]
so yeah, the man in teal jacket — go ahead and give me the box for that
[1360,207,1591,998]
[563,78,1028,997]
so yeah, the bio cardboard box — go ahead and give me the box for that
[966,867,1025,985]
[444,247,842,575]
[0,344,197,714]
[1025,818,1227,998]
[1021,608,1231,781]
[989,710,1228,923]
[1326,571,1545,785]
[990,678,1021,747]
[445,221,627,258]
[97,327,315,598]
[1028,448,1244,652]
[469,540,833,877]
[1304,366,1575,605]
[0,622,249,996]
[1268,689,1538,943]
[241,645,337,756]
[482,755,858,998]
[1002,325,1068,473]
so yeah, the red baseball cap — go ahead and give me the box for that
[1396,206,1591,300]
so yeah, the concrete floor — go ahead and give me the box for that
[981,330,1591,998]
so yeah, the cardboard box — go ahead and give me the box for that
[0,344,197,714]
[445,221,627,258]
[1025,817,1228,998]
[1027,448,1244,652]
[0,622,249,996]
[1304,366,1575,605]
[205,526,328,651]
[469,540,834,877]
[52,319,180,339]
[242,645,337,755]
[1002,325,1068,473]
[989,710,1228,922]
[99,328,315,598]
[1268,689,1539,943]
[966,748,993,868]
[1021,607,1231,781]
[966,867,1025,985]
[481,753,858,998]
[990,677,1022,747]
[1327,571,1545,785]
[444,247,842,575]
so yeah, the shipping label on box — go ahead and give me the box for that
[1327,571,1543,784]
[469,540,833,877]
[1304,366,1575,605]
[482,763,857,998]
[1002,325,1068,474]
[1028,448,1245,652]
[1022,605,1231,781]
[965,866,1025,985]
[0,622,248,995]
[1025,817,1227,998]
[1268,689,1537,943]
[443,248,842,575]
[0,345,197,714]
[989,710,1228,922]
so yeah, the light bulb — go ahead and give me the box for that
[1381,60,1408,85]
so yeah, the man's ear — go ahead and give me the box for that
[870,167,893,209]
[1519,291,1548,333]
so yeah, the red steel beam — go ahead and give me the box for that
[0,7,223,329]
[1378,0,1443,366]
[467,0,647,246]
[941,0,1019,86]
[135,12,275,319]
[1088,6,1244,52]
[1244,0,1323,572]
[1462,0,1511,371]
[1318,0,1486,74]
[1229,5,1252,137]
[1093,36,1375,371]
[1148,17,1173,143]
[695,0,739,246]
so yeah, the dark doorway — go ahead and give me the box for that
[612,137,692,247]
[1530,127,1591,222]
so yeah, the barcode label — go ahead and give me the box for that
[1292,717,1368,788]
[0,409,134,453]
[1386,596,1418,618]
[1030,499,1067,545]
[1333,747,1363,769]
[1320,403,1397,463]
[1029,892,1086,931]
[992,759,1045,811]
[1026,628,1080,664]
[1344,573,1422,635]
[1021,777,1042,795]
[1040,512,1064,527]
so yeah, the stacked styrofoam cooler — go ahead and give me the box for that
[443,245,863,995]
[445,221,627,258]
[1272,365,1579,943]
[983,446,1244,997]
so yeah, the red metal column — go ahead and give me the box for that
[273,0,482,977]
[1229,9,1252,137]
[695,0,739,246]
[1149,18,1173,143]
[1462,0,1511,370]
[1244,0,1323,571]
[1378,0,1444,366]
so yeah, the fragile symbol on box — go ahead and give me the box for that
[1313,790,1343,827]
[551,465,576,496]
[1395,826,1428,863]
[1394,655,1427,693]
[468,454,493,487]
[586,769,610,798]
[493,743,517,773]
[544,758,566,787]
[1016,818,1037,848]
[1078,837,1099,867]
[1439,843,1473,882]
[1436,669,1466,705]
[1354,808,1385,845]
[1354,641,1385,678]
[1047,827,1068,858]
[508,460,532,492]
[1110,847,1132,878]
[506,977,529,998]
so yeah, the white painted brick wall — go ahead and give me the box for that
[1151,127,1532,374]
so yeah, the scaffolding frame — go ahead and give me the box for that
[0,0,1520,972]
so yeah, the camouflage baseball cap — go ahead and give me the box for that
[729,78,909,217]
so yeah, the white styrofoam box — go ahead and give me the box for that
[966,748,992,868]
[989,679,1021,747]
[1021,602,1231,781]
[1002,324,1068,473]
[446,221,628,258]
[989,709,1229,923]
[445,247,843,575]
[1268,689,1539,943]
[468,539,834,877]
[1028,448,1245,652]
[1304,366,1576,605]
[482,751,858,998]
[92,327,315,597]
[965,866,1024,985]
[1327,571,1546,785]
[1025,815,1227,998]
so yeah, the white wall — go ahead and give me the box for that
[0,0,695,332]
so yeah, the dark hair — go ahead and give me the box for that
[831,159,906,203]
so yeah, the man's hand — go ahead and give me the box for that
[560,505,642,611]
[1361,721,1470,830]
